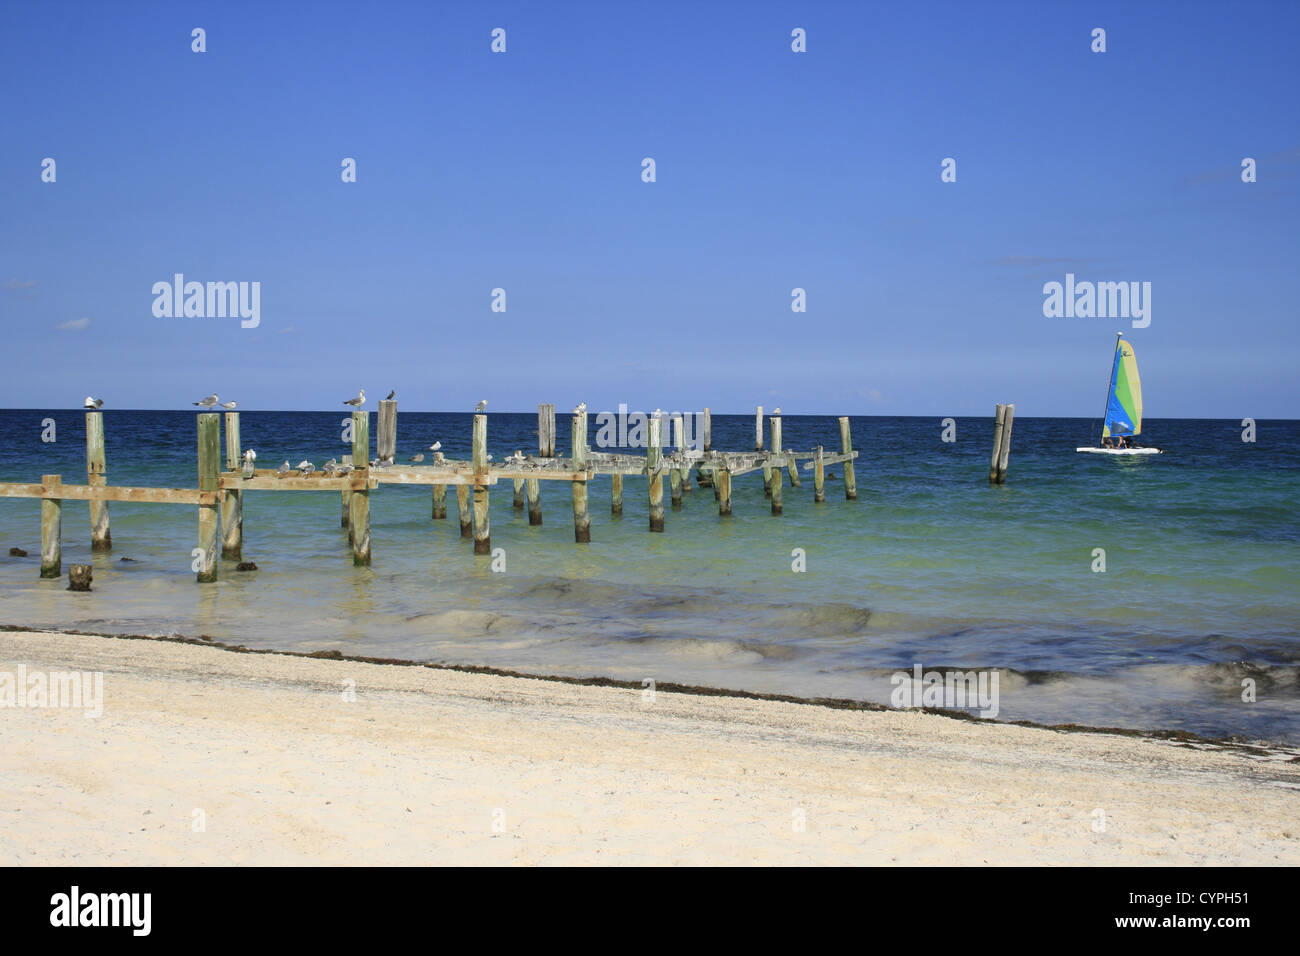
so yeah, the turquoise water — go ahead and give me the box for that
[1,410,1297,743]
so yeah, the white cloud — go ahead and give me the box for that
[57,317,91,331]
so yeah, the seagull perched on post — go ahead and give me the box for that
[297,460,315,474]
[410,453,424,462]
[83,396,104,409]
[772,407,781,415]
[474,399,488,412]
[428,441,441,452]
[193,393,219,408]
[220,400,238,409]
[574,401,587,414]
[322,457,338,475]
[276,460,291,477]
[343,389,366,408]
[386,390,395,400]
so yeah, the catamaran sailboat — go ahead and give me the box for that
[1076,333,1163,455]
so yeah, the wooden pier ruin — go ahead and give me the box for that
[0,401,1014,584]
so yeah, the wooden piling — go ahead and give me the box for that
[669,415,684,509]
[647,414,665,532]
[341,454,353,530]
[839,416,858,500]
[68,563,92,591]
[571,411,590,542]
[716,468,732,516]
[513,471,525,511]
[610,473,623,515]
[673,414,691,491]
[695,407,713,489]
[39,474,62,578]
[770,414,784,515]
[84,411,110,552]
[377,399,397,463]
[350,411,370,565]
[703,407,712,452]
[527,404,551,525]
[989,404,1007,484]
[758,405,771,497]
[221,411,243,559]
[472,413,490,554]
[996,403,1015,484]
[196,414,220,582]
[814,445,825,503]
[457,485,472,537]
[431,459,447,519]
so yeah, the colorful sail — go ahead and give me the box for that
[1101,339,1143,437]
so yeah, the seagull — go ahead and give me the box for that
[276,460,290,477]
[574,401,587,413]
[652,408,662,418]
[386,390,395,400]
[242,449,257,463]
[83,396,103,409]
[486,454,494,462]
[410,453,424,462]
[370,457,387,469]
[475,399,487,412]
[343,389,365,408]
[322,458,338,475]
[220,401,238,409]
[297,460,315,474]
[193,394,219,408]
[428,441,441,452]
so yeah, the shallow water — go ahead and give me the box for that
[1,409,1297,742]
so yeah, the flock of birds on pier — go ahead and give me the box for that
[81,390,675,479]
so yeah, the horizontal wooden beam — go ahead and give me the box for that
[0,482,210,505]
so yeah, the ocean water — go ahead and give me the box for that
[1,409,1297,744]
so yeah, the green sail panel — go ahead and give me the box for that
[1102,340,1143,437]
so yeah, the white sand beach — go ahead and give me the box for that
[1,629,1296,866]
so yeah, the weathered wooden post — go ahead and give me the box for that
[85,411,110,552]
[716,468,732,517]
[471,413,491,554]
[677,414,692,491]
[695,407,713,488]
[349,410,371,565]
[770,414,784,515]
[340,455,351,530]
[647,414,665,532]
[996,403,1015,484]
[431,453,447,518]
[610,473,623,515]
[989,404,1007,484]
[513,464,525,512]
[571,411,590,542]
[196,414,220,582]
[527,403,552,526]
[814,445,825,503]
[758,405,772,497]
[39,474,62,579]
[457,485,472,537]
[221,411,243,559]
[68,564,92,591]
[839,416,858,500]
[377,398,397,463]
[669,415,684,509]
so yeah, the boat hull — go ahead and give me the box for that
[1075,447,1162,455]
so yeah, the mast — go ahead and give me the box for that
[1100,332,1122,442]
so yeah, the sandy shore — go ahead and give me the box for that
[1,629,1297,865]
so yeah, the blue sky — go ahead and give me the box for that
[1,0,1297,415]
